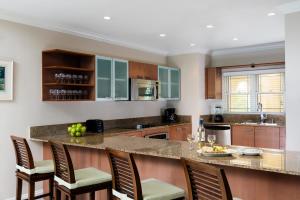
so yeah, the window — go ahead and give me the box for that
[223,70,285,113]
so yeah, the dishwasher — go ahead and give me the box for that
[204,124,231,145]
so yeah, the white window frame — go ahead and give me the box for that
[223,68,285,114]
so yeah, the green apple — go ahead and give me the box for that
[75,132,82,137]
[76,123,82,128]
[76,126,81,132]
[72,124,76,128]
[70,132,76,137]
[67,127,72,133]
[81,126,86,133]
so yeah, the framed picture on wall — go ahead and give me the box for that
[0,60,13,100]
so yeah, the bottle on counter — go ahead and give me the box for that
[197,118,206,148]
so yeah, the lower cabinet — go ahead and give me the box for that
[169,124,192,141]
[232,125,285,149]
[255,126,280,149]
[232,125,255,147]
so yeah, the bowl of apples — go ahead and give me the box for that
[68,123,87,137]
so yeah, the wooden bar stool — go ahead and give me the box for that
[106,148,185,200]
[49,141,112,200]
[11,135,54,200]
[181,158,242,200]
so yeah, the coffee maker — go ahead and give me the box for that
[164,108,177,123]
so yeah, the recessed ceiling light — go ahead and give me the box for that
[268,12,276,16]
[190,43,196,47]
[104,16,111,20]
[233,37,239,41]
[206,24,215,29]
[159,33,166,37]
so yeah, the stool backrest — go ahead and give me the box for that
[106,148,142,200]
[181,158,233,200]
[49,141,75,184]
[11,136,34,169]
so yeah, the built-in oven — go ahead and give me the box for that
[130,79,158,101]
[144,132,169,140]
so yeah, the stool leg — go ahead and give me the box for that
[55,188,61,200]
[16,177,22,200]
[28,182,35,200]
[89,191,95,200]
[49,177,54,200]
[107,188,112,200]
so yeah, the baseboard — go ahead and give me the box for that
[5,189,43,200]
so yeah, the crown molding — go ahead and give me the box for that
[277,1,300,14]
[210,41,285,56]
[167,48,210,56]
[0,9,168,56]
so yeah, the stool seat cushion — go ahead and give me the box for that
[16,160,54,175]
[142,178,185,200]
[54,167,112,190]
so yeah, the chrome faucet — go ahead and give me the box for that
[257,102,267,123]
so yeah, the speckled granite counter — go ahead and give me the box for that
[31,132,300,177]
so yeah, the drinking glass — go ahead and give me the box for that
[187,134,195,150]
[65,74,72,83]
[207,135,216,147]
[84,75,89,84]
[59,73,65,83]
[72,74,78,84]
[78,75,83,84]
[54,73,60,83]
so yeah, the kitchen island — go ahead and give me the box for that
[31,131,300,200]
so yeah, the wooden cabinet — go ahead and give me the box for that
[169,124,192,141]
[96,56,129,100]
[124,131,143,137]
[205,67,222,99]
[142,127,169,137]
[42,49,96,101]
[280,127,286,150]
[232,125,255,147]
[129,61,157,80]
[158,66,181,100]
[254,126,280,149]
[232,125,285,149]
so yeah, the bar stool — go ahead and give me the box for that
[49,141,112,200]
[11,135,54,200]
[181,158,242,200]
[105,148,185,200]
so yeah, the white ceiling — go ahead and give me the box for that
[0,0,295,55]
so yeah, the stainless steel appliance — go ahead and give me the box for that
[130,79,158,101]
[144,132,169,140]
[204,124,231,145]
[213,105,224,123]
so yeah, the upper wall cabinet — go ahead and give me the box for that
[205,67,222,99]
[129,61,158,80]
[158,66,181,100]
[96,56,129,101]
[42,49,96,101]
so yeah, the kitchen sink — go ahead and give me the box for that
[239,122,278,126]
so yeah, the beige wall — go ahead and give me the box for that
[210,46,285,67]
[167,54,211,134]
[0,19,167,199]
[285,12,300,151]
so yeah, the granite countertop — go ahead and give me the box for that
[204,122,285,128]
[31,132,300,177]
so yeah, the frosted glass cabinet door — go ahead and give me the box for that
[114,59,128,100]
[158,67,169,99]
[96,57,112,99]
[170,69,180,99]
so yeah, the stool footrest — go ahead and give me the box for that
[24,192,51,200]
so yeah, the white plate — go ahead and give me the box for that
[197,149,233,157]
[239,148,262,156]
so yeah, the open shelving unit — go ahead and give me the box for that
[42,49,96,101]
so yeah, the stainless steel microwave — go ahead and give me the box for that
[130,79,158,101]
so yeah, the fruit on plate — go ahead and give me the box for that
[202,146,227,153]
[67,123,86,137]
